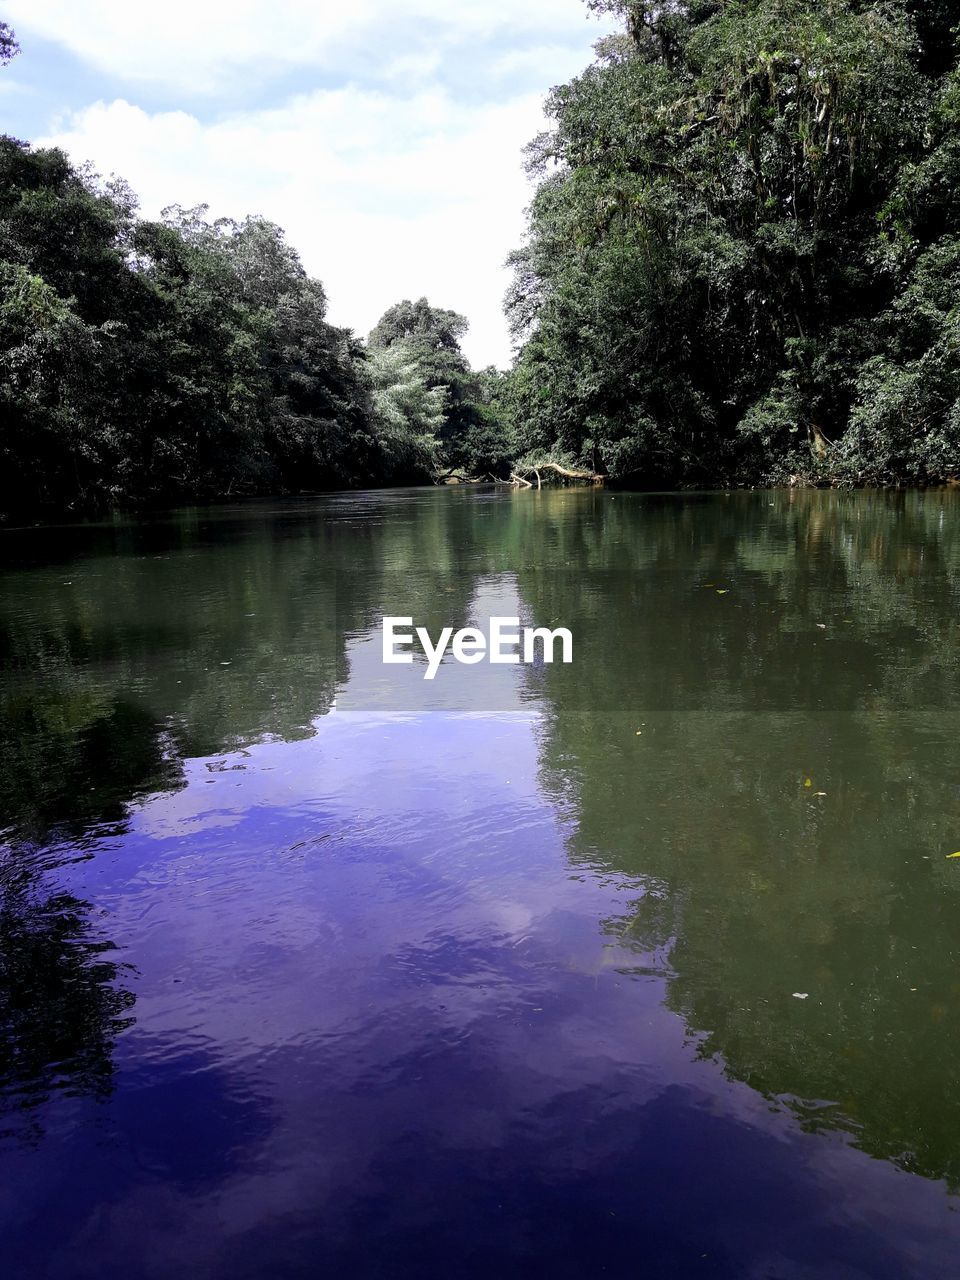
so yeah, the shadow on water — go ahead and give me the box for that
[520,488,960,1186]
[1,486,960,1272]
[0,491,501,1135]
[0,861,136,1144]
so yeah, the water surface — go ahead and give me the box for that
[2,487,960,1278]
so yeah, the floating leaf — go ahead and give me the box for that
[947,852,960,859]
[804,778,813,788]
[716,589,728,595]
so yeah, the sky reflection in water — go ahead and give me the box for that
[2,488,960,1278]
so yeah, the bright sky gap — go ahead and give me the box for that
[2,1,615,368]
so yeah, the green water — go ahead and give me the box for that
[1,486,959,1277]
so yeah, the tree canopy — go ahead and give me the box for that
[368,298,515,479]
[0,22,17,66]
[0,139,512,518]
[4,4,960,509]
[508,0,960,486]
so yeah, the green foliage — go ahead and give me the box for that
[0,139,394,516]
[369,296,468,353]
[837,240,960,484]
[0,21,18,65]
[0,141,504,516]
[0,137,517,516]
[511,0,960,486]
[366,341,446,478]
[369,297,514,477]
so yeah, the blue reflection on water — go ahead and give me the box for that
[2,709,957,1279]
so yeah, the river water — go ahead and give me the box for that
[1,487,959,1278]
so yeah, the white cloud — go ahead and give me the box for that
[7,0,607,92]
[490,43,595,86]
[40,87,546,367]
[19,1,616,365]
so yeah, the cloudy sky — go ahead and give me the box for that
[1,2,614,367]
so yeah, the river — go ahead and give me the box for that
[2,486,959,1278]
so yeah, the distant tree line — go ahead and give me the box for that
[0,28,513,519]
[507,0,960,487]
[4,3,960,512]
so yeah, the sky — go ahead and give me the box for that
[0,2,616,368]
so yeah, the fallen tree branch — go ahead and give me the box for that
[433,468,489,485]
[809,424,833,458]
[512,462,605,485]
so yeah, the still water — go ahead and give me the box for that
[1,487,959,1278]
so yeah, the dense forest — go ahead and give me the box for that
[2,1,960,517]
[509,0,960,486]
[0,24,512,519]
[0,138,513,517]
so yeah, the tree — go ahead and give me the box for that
[369,298,514,478]
[368,296,468,354]
[366,341,446,478]
[0,143,391,516]
[0,22,18,66]
[510,0,960,487]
